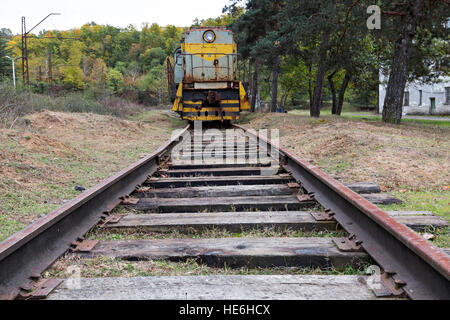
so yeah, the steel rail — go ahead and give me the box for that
[234,124,450,300]
[0,125,190,300]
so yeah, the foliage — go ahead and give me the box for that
[0,29,12,78]
[6,23,185,105]
[229,0,448,119]
[107,68,124,93]
[0,80,143,128]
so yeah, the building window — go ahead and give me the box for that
[445,87,450,105]
[404,91,409,106]
[419,90,422,106]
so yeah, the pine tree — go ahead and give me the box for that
[230,0,284,112]
[377,0,449,123]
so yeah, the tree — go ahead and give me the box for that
[107,68,124,93]
[89,58,108,85]
[230,0,284,112]
[326,2,378,115]
[279,54,311,109]
[143,47,166,71]
[378,0,449,123]
[0,30,12,78]
[62,41,85,89]
[267,0,340,117]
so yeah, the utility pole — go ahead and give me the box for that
[48,51,52,84]
[21,17,27,84]
[21,13,60,85]
[5,56,19,89]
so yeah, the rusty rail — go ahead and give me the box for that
[234,124,450,300]
[1,122,448,300]
[0,125,190,300]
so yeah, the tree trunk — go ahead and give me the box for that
[308,63,313,109]
[281,91,289,109]
[48,51,52,84]
[337,72,351,115]
[382,0,421,124]
[311,31,330,117]
[248,59,252,85]
[251,58,259,112]
[328,70,337,114]
[271,57,280,112]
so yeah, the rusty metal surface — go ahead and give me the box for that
[121,197,140,205]
[182,29,236,82]
[17,278,63,300]
[310,211,335,222]
[100,215,122,228]
[372,272,407,298]
[70,240,99,253]
[234,124,450,300]
[296,194,313,202]
[0,125,190,300]
[332,237,364,252]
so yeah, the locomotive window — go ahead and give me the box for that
[174,48,182,66]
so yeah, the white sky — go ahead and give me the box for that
[1,0,229,35]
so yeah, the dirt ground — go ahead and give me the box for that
[241,113,449,231]
[1,110,448,243]
[243,113,449,190]
[0,110,183,241]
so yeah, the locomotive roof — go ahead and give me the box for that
[186,26,233,34]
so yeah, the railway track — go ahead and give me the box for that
[0,123,449,300]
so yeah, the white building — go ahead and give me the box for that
[379,75,450,115]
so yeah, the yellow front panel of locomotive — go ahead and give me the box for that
[181,43,236,61]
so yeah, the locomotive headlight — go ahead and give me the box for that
[203,30,216,43]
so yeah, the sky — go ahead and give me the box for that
[1,0,230,35]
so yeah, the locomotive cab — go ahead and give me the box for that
[169,27,250,121]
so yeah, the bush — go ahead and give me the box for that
[0,80,144,128]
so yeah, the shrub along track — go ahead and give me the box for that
[0,123,448,300]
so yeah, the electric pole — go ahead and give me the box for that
[21,13,60,85]
[5,56,20,90]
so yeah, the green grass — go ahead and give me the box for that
[400,118,450,128]
[380,190,449,221]
[288,109,450,128]
[86,226,348,241]
[379,190,449,248]
[236,111,263,124]
[318,158,354,174]
[44,256,372,278]
[0,111,180,242]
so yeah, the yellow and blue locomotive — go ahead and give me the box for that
[168,27,251,121]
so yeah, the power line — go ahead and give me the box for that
[21,13,60,85]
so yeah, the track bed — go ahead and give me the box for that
[0,125,448,300]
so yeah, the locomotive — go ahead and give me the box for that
[168,27,251,121]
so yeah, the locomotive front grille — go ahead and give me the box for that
[182,100,240,121]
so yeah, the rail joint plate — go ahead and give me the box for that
[17,278,63,300]
[332,237,364,252]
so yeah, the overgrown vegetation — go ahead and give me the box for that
[226,0,449,123]
[45,256,371,278]
[0,110,183,241]
[243,112,449,247]
[1,2,447,124]
[1,24,183,105]
[0,80,144,128]
[86,224,347,241]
